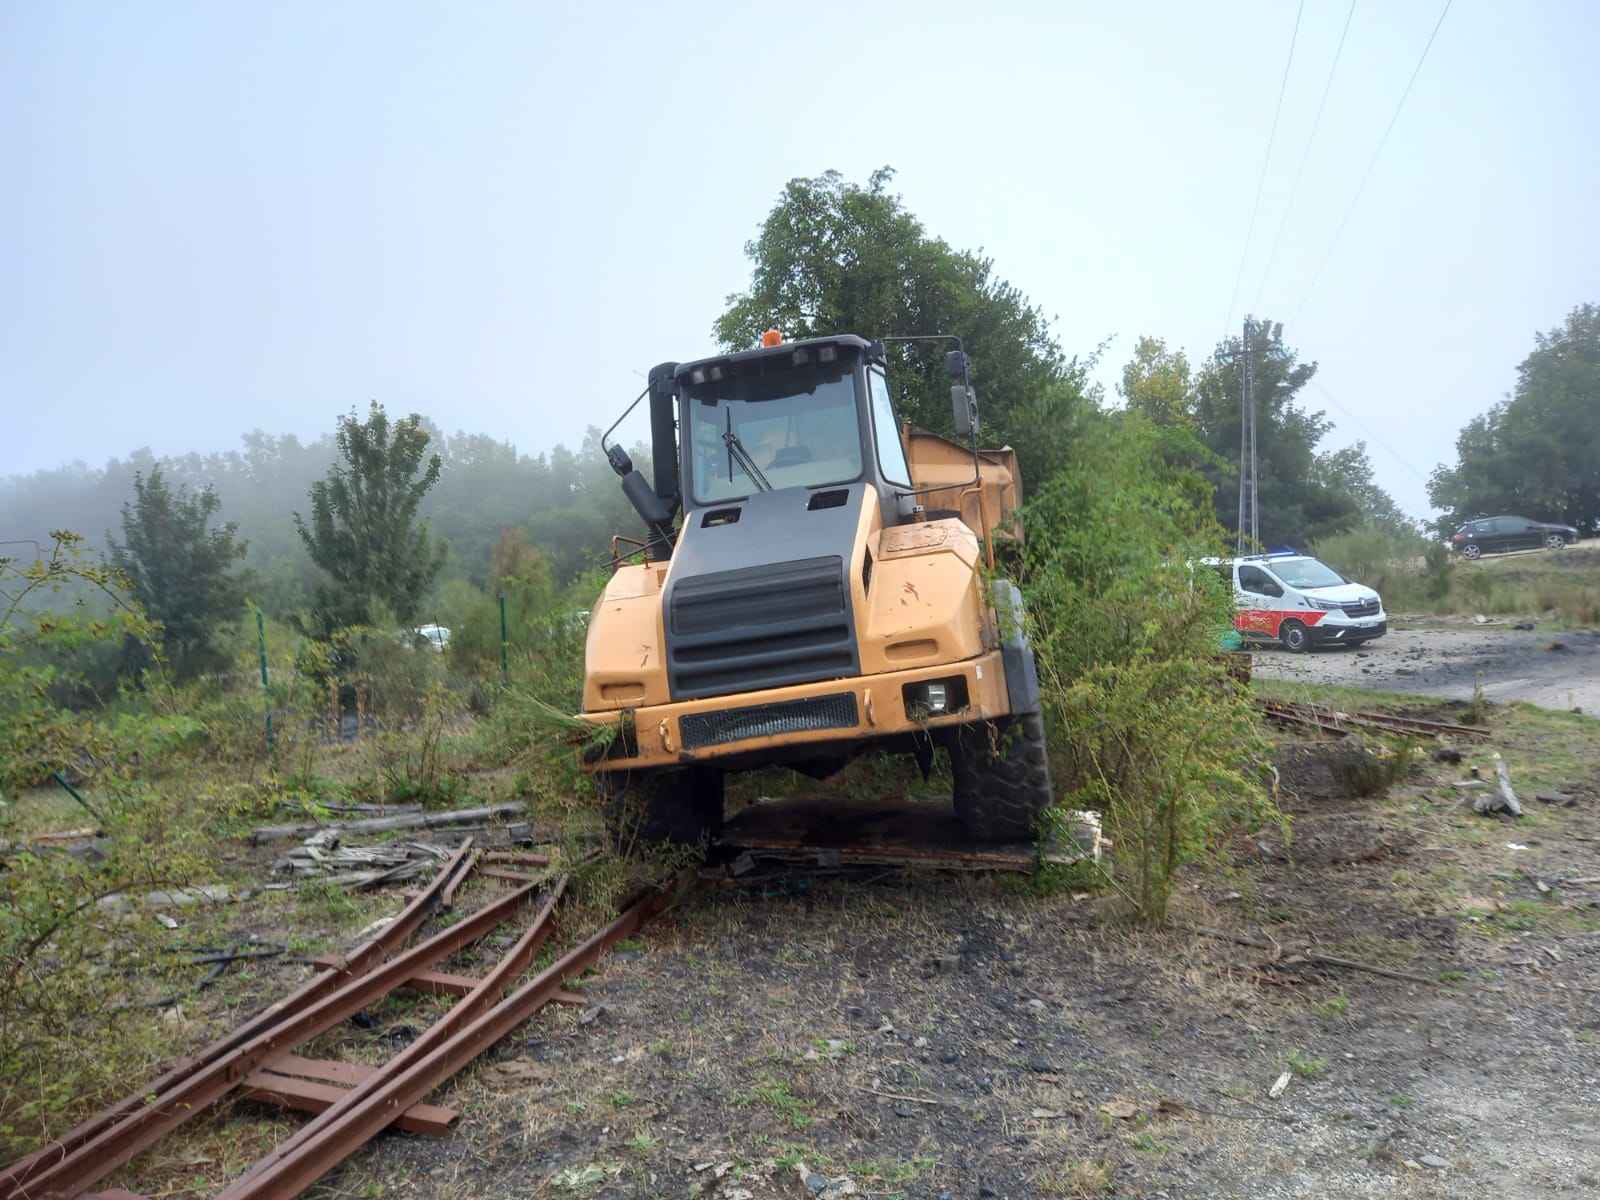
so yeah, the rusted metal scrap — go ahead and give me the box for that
[1,847,686,1200]
[0,842,476,1200]
[218,881,682,1200]
[713,796,1103,874]
[1256,699,1489,740]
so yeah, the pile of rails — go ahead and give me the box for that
[0,842,683,1200]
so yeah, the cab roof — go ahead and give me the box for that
[673,334,875,386]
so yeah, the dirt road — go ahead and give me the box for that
[1251,623,1600,711]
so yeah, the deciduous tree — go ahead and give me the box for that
[716,168,1089,484]
[1428,303,1599,535]
[294,402,446,630]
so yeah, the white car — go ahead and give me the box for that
[413,624,451,652]
[1204,554,1386,653]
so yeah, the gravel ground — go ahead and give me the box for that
[1251,624,1600,712]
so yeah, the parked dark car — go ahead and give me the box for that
[1450,515,1580,559]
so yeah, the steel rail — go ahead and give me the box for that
[0,841,475,1200]
[1257,699,1489,739]
[219,882,682,1200]
[226,877,566,1191]
[11,861,543,1200]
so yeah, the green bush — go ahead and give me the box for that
[1056,657,1267,923]
[1020,415,1276,924]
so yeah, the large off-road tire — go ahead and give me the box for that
[599,766,724,857]
[948,713,1054,843]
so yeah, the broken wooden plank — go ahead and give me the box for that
[250,804,523,845]
[240,1070,458,1135]
[1474,753,1523,817]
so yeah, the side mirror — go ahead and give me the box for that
[951,384,977,437]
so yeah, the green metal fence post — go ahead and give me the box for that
[498,591,509,685]
[256,608,274,750]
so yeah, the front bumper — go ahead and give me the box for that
[1309,618,1387,645]
[578,651,1011,772]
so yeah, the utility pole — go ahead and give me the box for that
[1248,317,1259,553]
[1236,317,1258,556]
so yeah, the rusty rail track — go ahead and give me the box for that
[1257,698,1490,740]
[2,843,685,1200]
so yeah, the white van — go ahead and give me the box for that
[1205,554,1386,652]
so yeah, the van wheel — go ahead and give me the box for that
[1462,543,1482,560]
[1545,534,1567,550]
[1280,620,1311,653]
[948,713,1054,843]
[598,766,723,857]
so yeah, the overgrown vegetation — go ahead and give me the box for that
[1019,416,1277,924]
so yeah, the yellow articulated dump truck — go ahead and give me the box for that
[579,330,1051,852]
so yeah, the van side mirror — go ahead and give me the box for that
[951,384,977,437]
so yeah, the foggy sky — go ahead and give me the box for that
[4,0,1597,520]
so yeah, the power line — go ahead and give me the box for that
[1287,0,1454,325]
[1309,378,1433,486]
[1252,0,1357,316]
[1221,0,1306,340]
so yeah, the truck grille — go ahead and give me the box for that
[680,693,858,750]
[666,556,859,700]
[1339,598,1380,618]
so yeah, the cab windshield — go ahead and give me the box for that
[1271,557,1346,590]
[686,368,863,503]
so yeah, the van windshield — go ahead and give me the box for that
[686,368,863,503]
[1271,557,1346,590]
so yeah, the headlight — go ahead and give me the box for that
[1309,599,1343,611]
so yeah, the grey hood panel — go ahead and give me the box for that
[663,484,866,701]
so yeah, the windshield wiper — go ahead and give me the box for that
[722,422,772,492]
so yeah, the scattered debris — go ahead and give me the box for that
[1268,1071,1291,1099]
[273,832,451,884]
[1473,753,1523,817]
[1182,924,1438,985]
